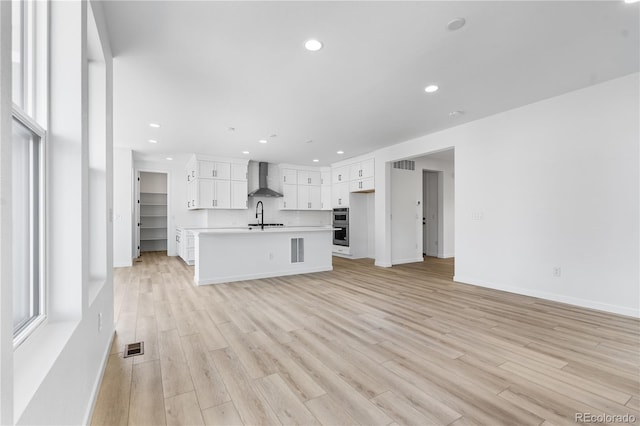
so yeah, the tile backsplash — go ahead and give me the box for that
[205,197,331,228]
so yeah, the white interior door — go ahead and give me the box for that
[423,171,439,257]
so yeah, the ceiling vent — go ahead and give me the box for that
[393,160,415,171]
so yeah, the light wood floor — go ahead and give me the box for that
[92,252,640,426]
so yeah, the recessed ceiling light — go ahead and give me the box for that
[304,39,323,51]
[337,150,344,155]
[242,151,250,154]
[449,110,464,118]
[447,17,466,31]
[259,139,267,144]
[312,159,319,163]
[424,85,439,93]
[228,127,236,132]
[148,139,158,144]
[165,157,173,161]
[624,0,639,4]
[149,123,160,128]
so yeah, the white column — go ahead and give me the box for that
[0,1,15,423]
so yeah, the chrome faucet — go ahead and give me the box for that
[255,201,264,230]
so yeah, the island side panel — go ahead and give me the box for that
[194,230,333,285]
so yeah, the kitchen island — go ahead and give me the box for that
[191,226,334,285]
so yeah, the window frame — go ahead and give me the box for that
[11,106,46,348]
[11,0,48,348]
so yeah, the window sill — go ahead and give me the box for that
[13,320,78,421]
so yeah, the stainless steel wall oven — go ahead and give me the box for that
[333,208,349,246]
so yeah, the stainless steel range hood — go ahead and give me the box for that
[247,162,283,198]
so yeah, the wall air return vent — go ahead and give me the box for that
[291,238,304,263]
[393,160,415,171]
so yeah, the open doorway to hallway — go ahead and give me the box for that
[389,148,455,265]
[419,148,455,260]
[423,170,439,257]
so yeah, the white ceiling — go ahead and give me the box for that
[102,1,639,166]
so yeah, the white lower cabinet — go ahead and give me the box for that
[177,228,195,265]
[176,228,182,257]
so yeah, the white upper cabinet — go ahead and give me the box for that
[186,155,248,210]
[230,180,247,209]
[198,160,231,179]
[320,170,332,210]
[349,158,374,180]
[349,158,374,192]
[298,184,321,210]
[230,163,248,181]
[281,183,298,210]
[278,164,324,210]
[282,168,297,185]
[332,182,349,208]
[332,166,349,184]
[298,170,321,186]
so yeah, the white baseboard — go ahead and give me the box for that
[392,257,423,265]
[454,275,639,318]
[374,261,392,268]
[441,253,455,259]
[83,330,116,425]
[196,265,333,285]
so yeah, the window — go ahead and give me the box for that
[11,0,47,345]
[12,112,45,341]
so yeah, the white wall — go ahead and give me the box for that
[375,73,639,317]
[0,2,13,423]
[140,171,167,193]
[113,147,132,267]
[14,1,117,424]
[349,192,375,259]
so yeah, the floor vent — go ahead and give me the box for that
[123,342,144,358]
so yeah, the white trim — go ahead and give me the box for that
[195,265,333,285]
[454,275,640,318]
[391,257,423,265]
[135,168,171,255]
[82,330,115,426]
[11,107,47,347]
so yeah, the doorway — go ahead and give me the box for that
[136,171,168,256]
[422,170,439,257]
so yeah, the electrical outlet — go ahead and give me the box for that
[98,312,103,332]
[552,267,562,277]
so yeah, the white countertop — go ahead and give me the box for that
[191,226,335,235]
